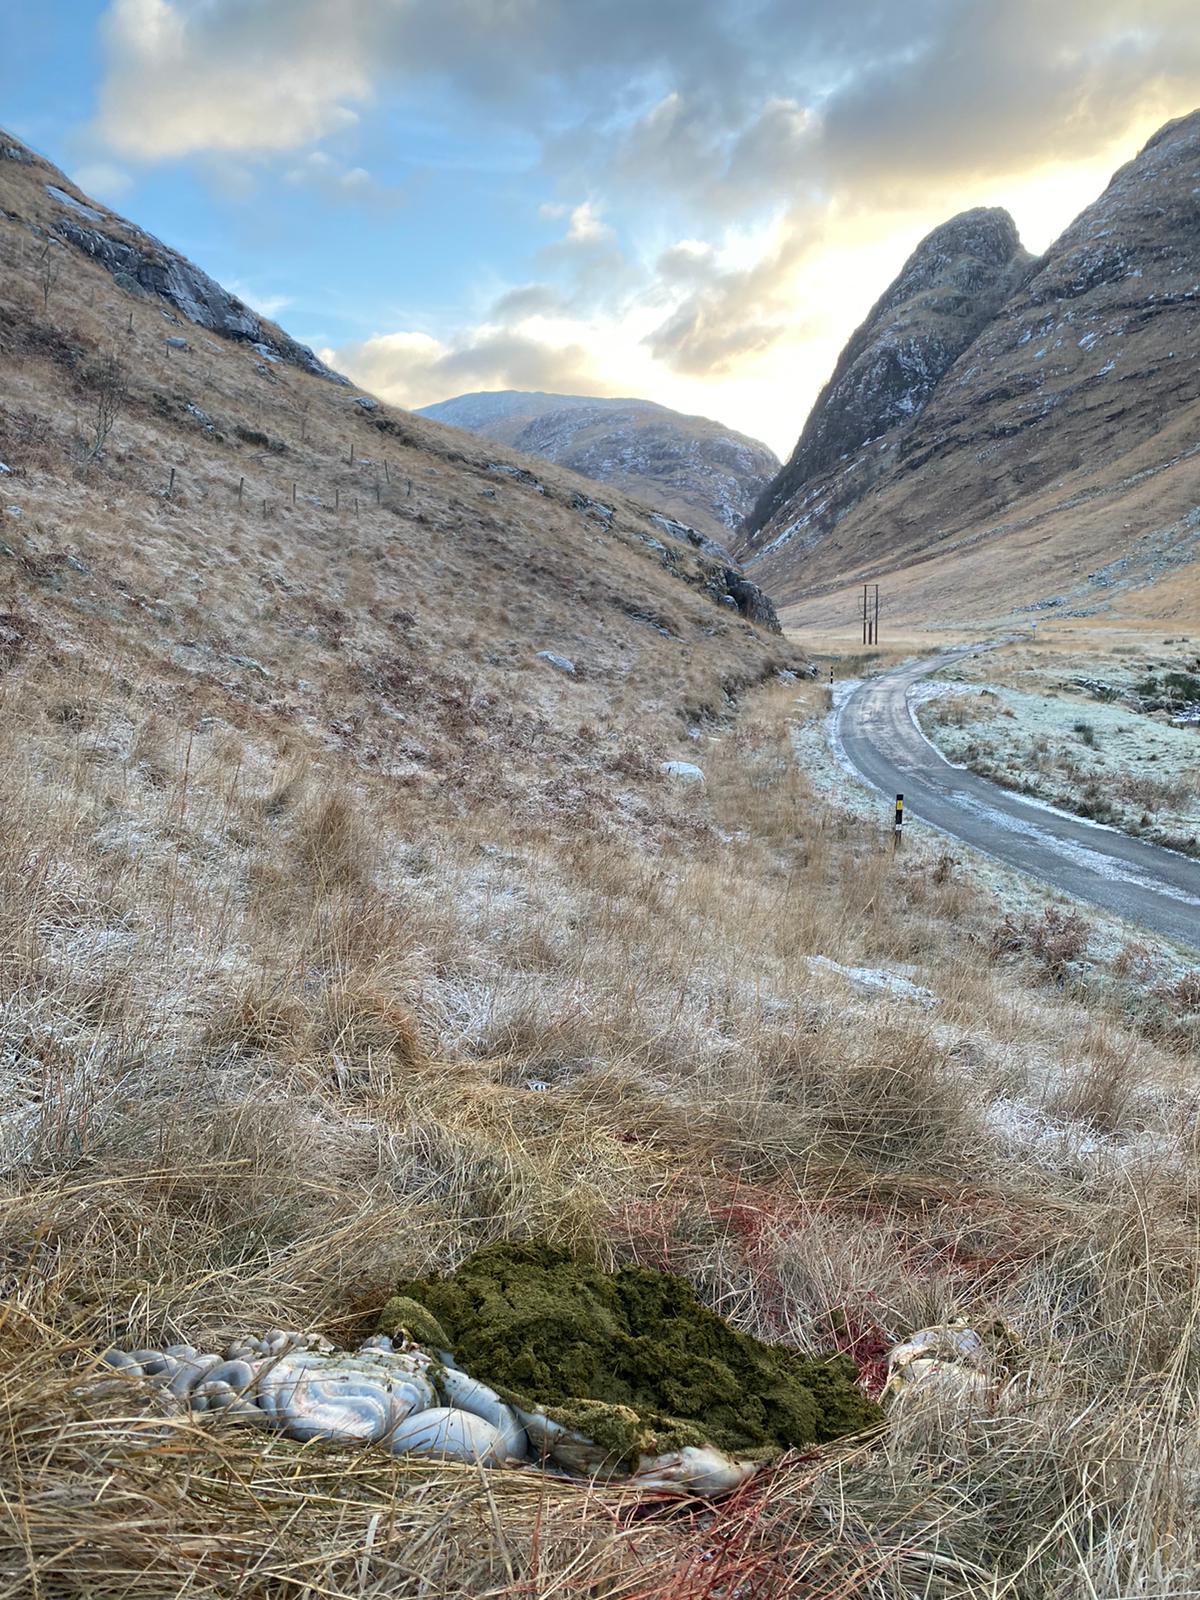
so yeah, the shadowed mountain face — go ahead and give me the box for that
[743,208,1033,544]
[744,112,1200,629]
[418,391,779,542]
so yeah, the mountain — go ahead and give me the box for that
[743,112,1200,628]
[0,131,793,827]
[417,390,780,544]
[743,209,1033,540]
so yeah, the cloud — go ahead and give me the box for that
[96,0,370,157]
[324,327,614,411]
[491,284,566,319]
[91,0,1200,442]
[70,160,133,201]
[814,0,1200,204]
[94,0,1200,226]
[644,223,817,376]
[282,148,402,206]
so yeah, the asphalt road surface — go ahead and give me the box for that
[837,649,1200,952]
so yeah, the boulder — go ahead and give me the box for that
[570,491,614,522]
[536,650,575,675]
[721,569,782,632]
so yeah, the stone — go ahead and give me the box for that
[720,569,782,632]
[649,512,734,564]
[487,462,545,493]
[164,336,190,351]
[0,462,10,474]
[570,491,614,522]
[661,761,704,784]
[536,650,575,674]
[352,395,379,410]
[45,184,105,222]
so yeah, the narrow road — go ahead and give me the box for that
[837,649,1200,952]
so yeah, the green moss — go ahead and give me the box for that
[388,1242,880,1466]
[377,1295,451,1352]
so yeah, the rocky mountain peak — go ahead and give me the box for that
[0,133,346,384]
[1022,108,1200,312]
[744,108,1200,628]
[744,206,1032,540]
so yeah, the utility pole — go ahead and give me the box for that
[862,583,880,646]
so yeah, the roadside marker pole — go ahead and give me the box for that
[893,793,904,851]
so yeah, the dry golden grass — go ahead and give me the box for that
[3,648,1200,1596]
[3,140,1200,1599]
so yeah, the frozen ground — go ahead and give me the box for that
[921,647,1200,853]
[788,668,1199,984]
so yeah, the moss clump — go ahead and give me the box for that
[388,1242,880,1465]
[377,1295,452,1352]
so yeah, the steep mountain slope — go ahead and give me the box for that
[0,136,792,833]
[418,389,779,542]
[746,112,1200,629]
[744,208,1033,543]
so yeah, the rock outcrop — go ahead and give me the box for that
[745,112,1200,625]
[0,137,346,383]
[743,208,1033,549]
[417,390,779,540]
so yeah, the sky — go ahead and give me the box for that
[3,3,1200,457]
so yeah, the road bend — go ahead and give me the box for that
[836,649,1200,952]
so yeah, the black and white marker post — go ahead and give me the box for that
[893,793,904,851]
